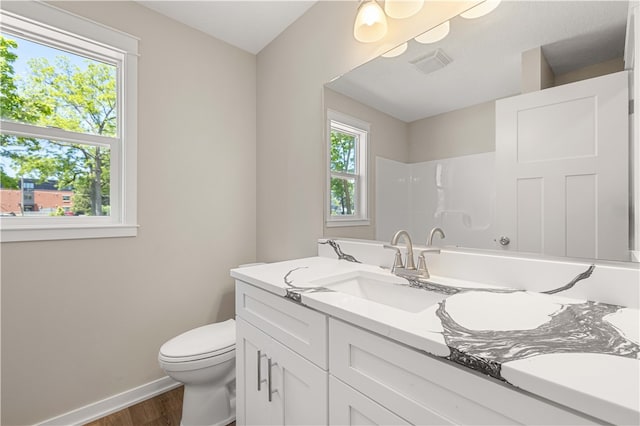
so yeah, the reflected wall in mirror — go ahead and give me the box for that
[324,0,638,263]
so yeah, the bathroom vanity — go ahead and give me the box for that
[231,240,639,425]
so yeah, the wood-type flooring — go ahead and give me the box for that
[84,386,236,426]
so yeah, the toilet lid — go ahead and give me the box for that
[159,319,235,362]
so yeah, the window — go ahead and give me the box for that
[326,110,369,227]
[0,1,138,242]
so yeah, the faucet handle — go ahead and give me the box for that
[416,254,429,279]
[416,248,439,279]
[383,244,404,272]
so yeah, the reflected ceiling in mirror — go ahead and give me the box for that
[327,1,628,123]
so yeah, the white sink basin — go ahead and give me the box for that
[309,270,449,313]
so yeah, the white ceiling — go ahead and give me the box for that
[327,1,629,122]
[137,1,317,54]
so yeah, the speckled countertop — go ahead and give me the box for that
[231,256,639,425]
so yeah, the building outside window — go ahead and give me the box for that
[0,1,138,241]
[326,110,369,227]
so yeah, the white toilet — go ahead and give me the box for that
[158,319,236,426]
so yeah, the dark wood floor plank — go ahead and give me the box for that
[83,386,234,426]
[84,387,183,426]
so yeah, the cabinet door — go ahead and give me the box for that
[237,317,328,426]
[269,333,328,425]
[236,317,279,425]
[330,376,410,426]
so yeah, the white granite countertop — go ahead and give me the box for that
[231,256,640,425]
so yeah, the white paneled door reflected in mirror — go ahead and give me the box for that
[324,0,637,263]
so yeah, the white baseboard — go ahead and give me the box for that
[37,376,181,426]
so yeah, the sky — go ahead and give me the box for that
[3,32,90,78]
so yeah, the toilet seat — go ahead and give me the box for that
[159,319,235,364]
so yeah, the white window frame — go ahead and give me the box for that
[326,110,370,227]
[0,1,138,242]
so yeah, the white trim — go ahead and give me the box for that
[0,2,139,54]
[0,121,118,147]
[328,109,371,133]
[36,376,180,426]
[0,224,139,242]
[326,218,371,228]
[633,4,640,258]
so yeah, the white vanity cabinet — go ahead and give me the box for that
[328,318,599,426]
[235,279,601,426]
[235,281,328,425]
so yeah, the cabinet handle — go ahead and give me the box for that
[257,350,262,391]
[267,357,273,402]
[257,350,267,391]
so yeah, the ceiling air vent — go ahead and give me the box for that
[411,48,452,75]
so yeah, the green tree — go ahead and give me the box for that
[1,36,24,189]
[330,130,357,215]
[0,35,114,215]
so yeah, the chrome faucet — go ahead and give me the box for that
[384,230,429,278]
[427,227,445,246]
[391,230,416,270]
[384,230,416,273]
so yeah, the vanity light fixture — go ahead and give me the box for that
[384,0,424,19]
[414,21,450,44]
[460,0,502,19]
[381,42,408,58]
[353,0,388,43]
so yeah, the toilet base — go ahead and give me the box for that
[180,414,234,426]
[180,415,234,426]
[180,382,236,426]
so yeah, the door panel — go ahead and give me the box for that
[496,71,629,260]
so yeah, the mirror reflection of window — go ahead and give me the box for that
[326,110,369,226]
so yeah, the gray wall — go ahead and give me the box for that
[408,100,496,162]
[1,2,256,424]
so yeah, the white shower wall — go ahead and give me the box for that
[376,153,496,249]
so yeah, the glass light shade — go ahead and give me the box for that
[354,0,388,43]
[414,21,450,44]
[381,42,408,58]
[460,0,501,19]
[384,0,424,19]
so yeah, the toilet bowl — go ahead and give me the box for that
[159,319,236,426]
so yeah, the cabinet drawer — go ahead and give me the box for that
[236,280,328,369]
[330,376,409,426]
[329,319,597,425]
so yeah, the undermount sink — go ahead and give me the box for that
[309,270,449,313]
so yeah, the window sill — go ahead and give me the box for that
[1,223,139,243]
[326,218,370,228]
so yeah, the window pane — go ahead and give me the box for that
[0,33,117,137]
[330,176,357,216]
[1,136,110,216]
[330,130,357,173]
